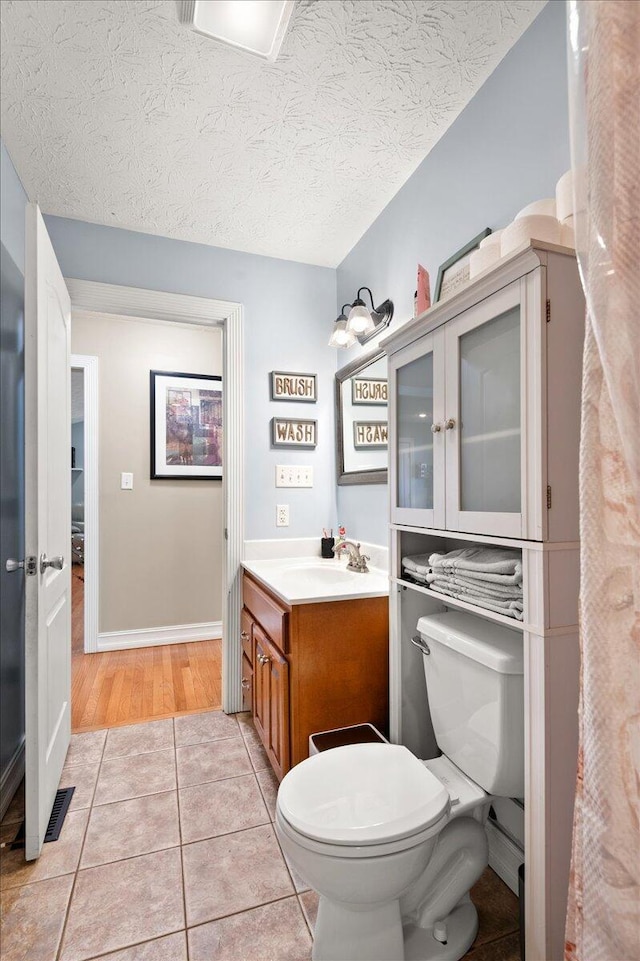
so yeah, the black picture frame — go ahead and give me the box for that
[150,370,222,480]
[434,228,492,303]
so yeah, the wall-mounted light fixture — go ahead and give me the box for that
[328,305,357,349]
[329,288,394,349]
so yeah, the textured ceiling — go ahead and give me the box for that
[0,0,544,266]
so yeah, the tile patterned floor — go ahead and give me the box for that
[0,711,520,961]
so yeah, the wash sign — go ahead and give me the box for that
[353,421,388,449]
[271,418,318,448]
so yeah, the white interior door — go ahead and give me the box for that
[24,203,72,860]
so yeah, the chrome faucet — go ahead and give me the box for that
[333,538,370,573]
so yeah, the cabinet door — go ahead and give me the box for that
[264,635,290,781]
[389,328,446,528]
[253,626,270,747]
[253,626,290,780]
[444,277,538,538]
[241,653,253,713]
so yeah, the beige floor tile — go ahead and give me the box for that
[81,791,180,868]
[0,809,89,891]
[176,737,251,788]
[85,931,188,961]
[179,775,268,844]
[240,729,270,773]
[60,848,184,961]
[1,781,24,826]
[469,867,520,946]
[188,896,313,961]
[65,730,107,766]
[299,889,319,933]
[0,873,73,961]
[256,767,279,821]
[59,758,100,811]
[182,824,293,927]
[174,710,240,747]
[104,719,174,759]
[281,848,311,894]
[94,749,176,806]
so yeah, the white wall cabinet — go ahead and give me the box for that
[389,256,579,542]
[382,241,585,961]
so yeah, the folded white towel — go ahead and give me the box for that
[429,582,524,620]
[429,578,523,610]
[429,548,522,584]
[403,568,429,584]
[426,571,523,600]
[402,554,433,574]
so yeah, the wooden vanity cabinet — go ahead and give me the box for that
[242,570,389,780]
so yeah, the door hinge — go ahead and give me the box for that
[546,299,551,323]
[224,527,228,541]
[546,485,552,510]
[25,556,37,576]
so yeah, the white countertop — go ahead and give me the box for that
[241,556,390,606]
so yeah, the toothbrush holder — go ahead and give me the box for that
[321,537,335,559]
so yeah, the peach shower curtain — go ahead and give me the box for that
[564,3,640,960]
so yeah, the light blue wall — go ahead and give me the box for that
[1,141,27,273]
[336,0,570,545]
[45,216,338,540]
[0,140,27,806]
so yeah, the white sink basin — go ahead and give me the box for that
[241,557,389,605]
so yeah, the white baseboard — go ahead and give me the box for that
[486,818,523,896]
[97,621,222,652]
[0,737,25,822]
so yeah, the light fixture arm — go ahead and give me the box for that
[355,287,375,309]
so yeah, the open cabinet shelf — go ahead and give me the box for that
[392,576,526,632]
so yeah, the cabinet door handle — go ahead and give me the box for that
[258,653,271,665]
[430,423,442,434]
[241,631,250,641]
[445,418,456,430]
[241,678,251,689]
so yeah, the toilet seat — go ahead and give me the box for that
[277,742,450,847]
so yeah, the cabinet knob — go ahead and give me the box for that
[241,678,251,689]
[241,631,249,641]
[430,423,442,434]
[445,418,456,430]
[258,653,271,665]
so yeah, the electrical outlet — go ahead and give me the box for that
[276,466,313,488]
[120,472,134,490]
[276,504,289,527]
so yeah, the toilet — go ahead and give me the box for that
[275,611,524,961]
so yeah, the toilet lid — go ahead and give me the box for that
[277,743,449,845]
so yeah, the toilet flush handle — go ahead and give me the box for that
[410,634,430,656]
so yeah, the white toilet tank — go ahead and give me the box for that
[417,611,524,798]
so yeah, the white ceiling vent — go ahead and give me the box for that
[178,0,295,61]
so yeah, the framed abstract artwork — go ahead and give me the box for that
[150,370,222,480]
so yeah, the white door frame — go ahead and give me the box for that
[70,354,99,654]
[65,279,244,714]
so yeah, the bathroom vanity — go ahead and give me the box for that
[241,559,389,779]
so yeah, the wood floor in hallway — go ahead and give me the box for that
[71,565,222,732]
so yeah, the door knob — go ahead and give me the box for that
[5,558,24,573]
[40,554,64,574]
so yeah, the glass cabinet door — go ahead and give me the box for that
[445,282,525,537]
[390,330,445,527]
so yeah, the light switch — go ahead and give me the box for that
[276,465,313,488]
[121,472,134,490]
